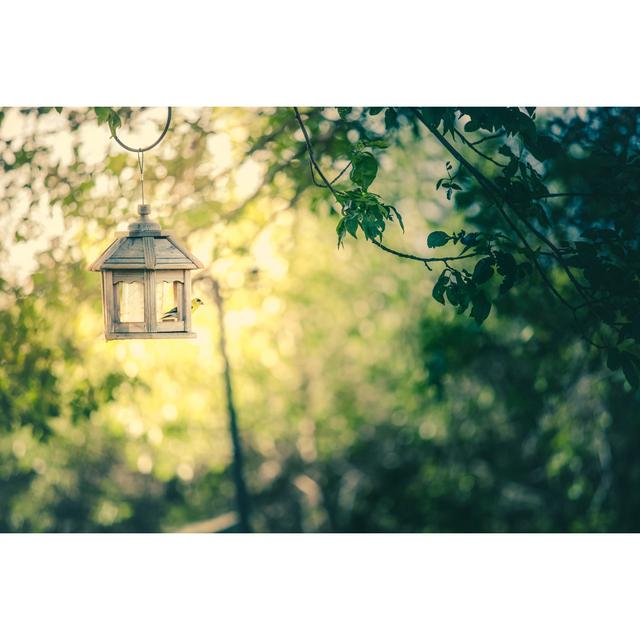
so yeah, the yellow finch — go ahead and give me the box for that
[161,297,204,321]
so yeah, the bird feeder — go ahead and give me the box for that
[90,204,203,340]
[89,108,203,340]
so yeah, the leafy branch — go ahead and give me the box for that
[292,107,481,269]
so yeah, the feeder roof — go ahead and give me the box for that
[89,232,203,271]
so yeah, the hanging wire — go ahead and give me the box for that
[110,108,172,208]
[137,149,145,205]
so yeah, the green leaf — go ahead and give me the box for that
[345,216,358,238]
[420,107,445,128]
[516,110,537,145]
[528,134,561,161]
[363,138,389,149]
[442,111,456,135]
[427,231,451,248]
[504,157,518,178]
[499,273,517,295]
[368,107,383,115]
[496,251,517,277]
[446,284,462,306]
[470,292,491,325]
[473,257,494,285]
[461,232,479,247]
[506,179,530,201]
[336,217,347,246]
[337,107,352,119]
[350,152,378,190]
[107,111,121,138]
[385,108,398,129]
[432,271,448,305]
[94,107,110,124]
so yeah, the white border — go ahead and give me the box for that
[3,0,640,105]
[0,534,638,640]
[3,3,639,637]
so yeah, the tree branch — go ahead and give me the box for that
[371,239,481,264]
[455,128,508,168]
[412,108,577,313]
[293,107,341,199]
[294,107,484,268]
[467,130,505,146]
[330,160,352,185]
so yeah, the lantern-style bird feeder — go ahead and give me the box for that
[89,108,204,340]
[89,204,203,339]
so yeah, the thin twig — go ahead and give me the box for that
[371,239,481,264]
[330,161,352,185]
[467,130,505,146]
[293,107,340,198]
[455,128,508,168]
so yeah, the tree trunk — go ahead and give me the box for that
[212,279,252,532]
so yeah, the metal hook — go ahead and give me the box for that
[113,107,172,154]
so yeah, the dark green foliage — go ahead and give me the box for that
[0,290,60,439]
[335,189,402,246]
[427,231,450,248]
[289,106,640,370]
[432,271,448,305]
[349,152,378,189]
[0,282,130,441]
[472,257,494,285]
[93,107,122,137]
[470,291,491,325]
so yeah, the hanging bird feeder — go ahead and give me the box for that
[89,108,204,340]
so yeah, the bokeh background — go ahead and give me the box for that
[1,107,638,532]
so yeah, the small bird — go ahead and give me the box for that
[161,297,204,321]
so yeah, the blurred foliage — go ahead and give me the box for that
[0,106,639,532]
